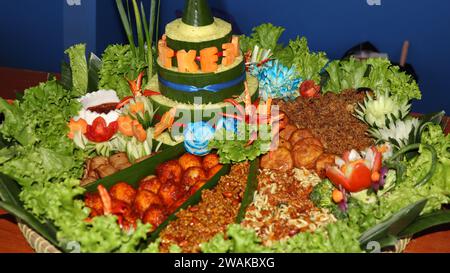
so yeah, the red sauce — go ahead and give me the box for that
[87,103,118,114]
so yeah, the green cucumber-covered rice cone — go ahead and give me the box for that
[182,0,214,27]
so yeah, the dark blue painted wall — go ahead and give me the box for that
[0,0,449,113]
[0,0,63,72]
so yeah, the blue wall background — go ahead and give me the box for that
[0,0,449,113]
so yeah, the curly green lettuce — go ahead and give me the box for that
[99,44,146,99]
[240,23,285,53]
[275,36,329,83]
[323,57,421,103]
[65,44,88,97]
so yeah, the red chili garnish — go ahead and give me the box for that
[85,117,118,143]
[142,90,161,97]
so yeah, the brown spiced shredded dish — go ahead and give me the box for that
[277,90,374,155]
[241,168,335,246]
[159,162,250,253]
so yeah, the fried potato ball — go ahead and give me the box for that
[289,129,314,145]
[142,204,168,231]
[207,164,223,180]
[260,147,294,172]
[202,153,220,170]
[315,153,336,179]
[158,181,185,207]
[294,137,323,148]
[96,164,118,178]
[109,152,131,170]
[292,143,324,169]
[139,176,162,194]
[182,167,207,189]
[84,192,103,216]
[188,180,208,196]
[156,160,183,183]
[178,153,202,171]
[277,138,292,150]
[109,182,137,206]
[133,190,163,217]
[279,124,297,141]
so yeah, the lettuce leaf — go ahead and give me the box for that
[65,44,88,97]
[240,23,285,53]
[275,37,328,83]
[99,44,146,99]
[322,57,421,103]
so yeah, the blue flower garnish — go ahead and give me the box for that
[252,60,302,101]
[215,117,238,134]
[183,121,215,156]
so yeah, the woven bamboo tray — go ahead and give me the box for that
[17,222,410,253]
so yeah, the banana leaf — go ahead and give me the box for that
[85,143,186,192]
[0,173,63,251]
[87,53,102,92]
[399,209,450,238]
[60,61,72,91]
[359,199,427,249]
[147,163,231,242]
[235,159,259,223]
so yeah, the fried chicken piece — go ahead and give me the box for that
[178,153,202,171]
[109,182,137,205]
[207,164,223,180]
[315,153,336,178]
[279,124,297,141]
[96,164,118,178]
[139,176,162,194]
[289,129,314,145]
[156,160,183,183]
[260,147,294,172]
[142,204,168,231]
[84,192,103,216]
[133,190,163,217]
[80,176,97,187]
[182,167,207,189]
[292,143,324,169]
[90,156,110,170]
[158,180,185,207]
[202,153,220,170]
[109,152,131,170]
[294,137,324,148]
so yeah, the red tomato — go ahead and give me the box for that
[85,117,118,143]
[299,80,321,98]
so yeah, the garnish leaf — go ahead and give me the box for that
[236,159,259,223]
[359,199,427,249]
[399,210,450,238]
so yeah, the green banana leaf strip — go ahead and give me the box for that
[359,199,427,249]
[235,159,259,223]
[60,61,73,91]
[0,174,62,251]
[87,53,102,92]
[147,163,231,243]
[399,210,450,238]
[84,143,186,192]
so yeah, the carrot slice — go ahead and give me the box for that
[130,102,145,114]
[117,116,134,137]
[200,47,218,72]
[68,118,88,139]
[132,120,147,142]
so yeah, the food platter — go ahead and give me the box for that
[0,0,449,253]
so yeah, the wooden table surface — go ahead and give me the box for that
[0,66,449,253]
